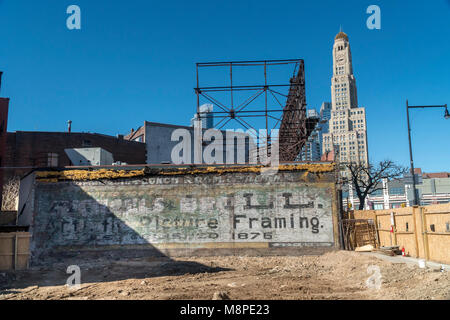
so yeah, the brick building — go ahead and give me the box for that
[0,69,10,208]
[5,131,146,169]
[342,168,450,210]
[0,97,10,208]
[2,131,146,206]
[0,71,147,207]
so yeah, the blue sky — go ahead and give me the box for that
[0,0,449,171]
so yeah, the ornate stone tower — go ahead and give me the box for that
[322,31,369,166]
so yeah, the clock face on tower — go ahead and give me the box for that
[336,53,345,65]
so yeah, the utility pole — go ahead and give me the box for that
[406,100,449,205]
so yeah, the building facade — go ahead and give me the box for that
[125,121,250,165]
[322,32,369,166]
[317,102,332,156]
[343,169,450,210]
[297,103,331,161]
[0,97,10,208]
[298,109,320,161]
[0,70,10,208]
[190,104,214,129]
[3,131,146,194]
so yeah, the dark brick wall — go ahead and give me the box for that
[0,98,10,207]
[5,131,146,168]
[3,131,146,183]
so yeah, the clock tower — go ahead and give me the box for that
[331,31,358,110]
[322,31,369,166]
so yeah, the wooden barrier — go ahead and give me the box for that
[341,219,378,250]
[353,203,450,265]
[0,232,31,270]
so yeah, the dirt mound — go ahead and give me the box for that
[0,250,449,300]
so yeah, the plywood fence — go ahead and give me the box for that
[353,203,450,265]
[0,232,31,270]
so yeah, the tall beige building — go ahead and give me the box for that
[322,31,369,166]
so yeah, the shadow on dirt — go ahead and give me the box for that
[1,256,232,292]
[3,179,234,293]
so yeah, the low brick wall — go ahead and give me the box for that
[19,164,340,266]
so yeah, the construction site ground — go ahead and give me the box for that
[0,250,449,300]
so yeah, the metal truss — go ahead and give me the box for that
[194,59,318,162]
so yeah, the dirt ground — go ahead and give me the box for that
[0,250,449,300]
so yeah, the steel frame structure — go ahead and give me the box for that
[194,59,317,162]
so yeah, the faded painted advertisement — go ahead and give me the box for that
[25,169,337,263]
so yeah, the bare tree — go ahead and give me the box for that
[341,160,408,210]
[1,176,20,211]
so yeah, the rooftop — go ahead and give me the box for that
[335,31,348,41]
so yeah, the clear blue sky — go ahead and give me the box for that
[0,0,449,171]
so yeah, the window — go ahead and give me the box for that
[389,187,404,195]
[371,189,383,196]
[47,153,59,167]
[82,140,92,147]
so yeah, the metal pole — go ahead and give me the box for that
[406,100,418,205]
[230,63,233,110]
[196,63,200,116]
[264,61,268,143]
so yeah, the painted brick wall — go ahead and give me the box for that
[22,166,339,265]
